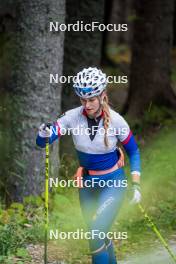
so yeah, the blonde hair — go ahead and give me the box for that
[102,94,111,147]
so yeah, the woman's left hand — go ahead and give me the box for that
[130,184,141,204]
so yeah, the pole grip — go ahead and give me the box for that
[44,123,52,144]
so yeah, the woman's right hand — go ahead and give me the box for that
[38,123,52,138]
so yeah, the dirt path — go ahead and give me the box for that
[26,244,67,264]
[119,239,176,264]
[26,239,176,264]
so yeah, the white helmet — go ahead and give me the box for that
[73,67,107,98]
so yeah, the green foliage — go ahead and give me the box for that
[127,14,139,22]
[59,153,79,180]
[16,247,30,259]
[106,44,131,64]
[127,105,176,136]
[0,195,44,261]
[0,222,25,255]
[171,65,176,82]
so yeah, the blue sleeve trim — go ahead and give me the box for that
[36,135,46,148]
[123,134,141,173]
[36,125,59,148]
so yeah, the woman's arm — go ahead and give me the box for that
[121,131,141,182]
[118,125,141,204]
[112,111,141,181]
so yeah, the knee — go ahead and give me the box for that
[105,238,112,248]
[91,243,106,255]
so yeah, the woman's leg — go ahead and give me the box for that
[79,186,110,264]
[105,238,117,264]
[79,169,127,264]
[89,169,127,264]
[79,186,98,227]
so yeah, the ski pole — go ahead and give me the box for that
[44,123,51,264]
[138,203,176,263]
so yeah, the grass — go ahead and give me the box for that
[116,124,176,258]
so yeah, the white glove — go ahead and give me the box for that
[38,123,52,138]
[130,184,141,204]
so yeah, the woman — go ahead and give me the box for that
[36,67,141,264]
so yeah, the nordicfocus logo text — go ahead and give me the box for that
[51,126,128,137]
[49,178,128,188]
[49,74,128,84]
[50,21,128,32]
[49,229,128,240]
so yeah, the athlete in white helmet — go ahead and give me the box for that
[36,67,141,264]
[73,67,107,97]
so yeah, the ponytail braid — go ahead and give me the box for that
[102,94,111,147]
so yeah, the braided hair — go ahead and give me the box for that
[101,94,111,147]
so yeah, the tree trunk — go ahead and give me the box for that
[106,0,133,46]
[0,0,65,203]
[173,0,176,46]
[101,0,133,67]
[124,0,176,117]
[101,0,113,65]
[62,0,105,111]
